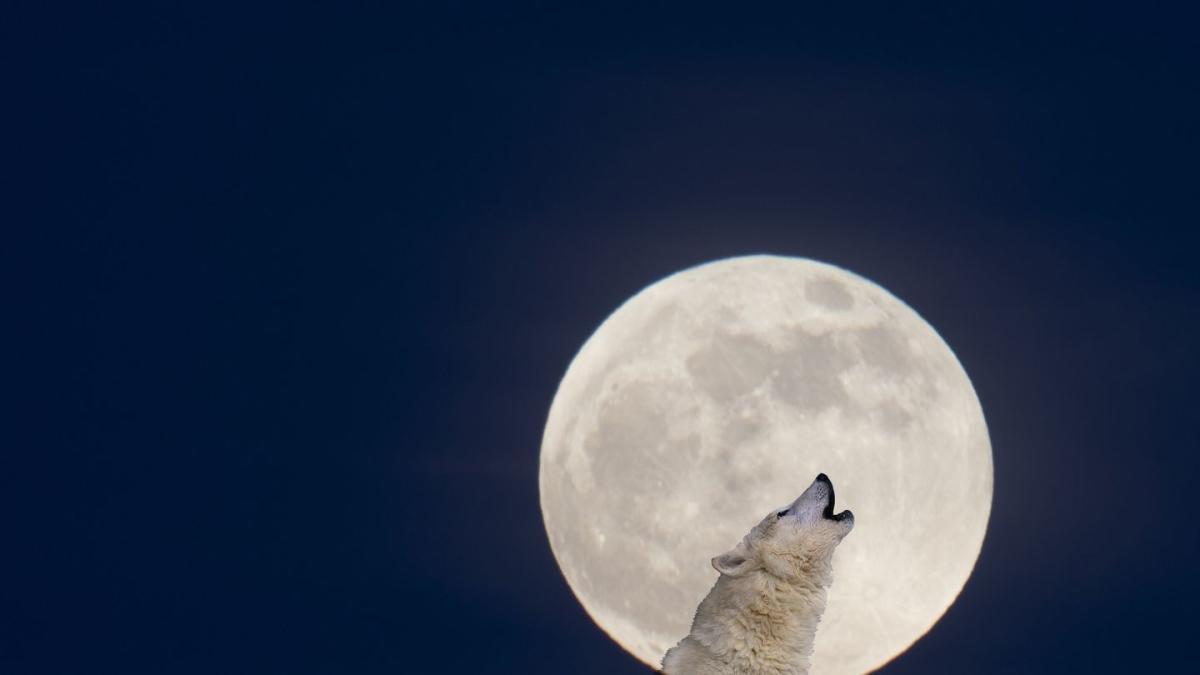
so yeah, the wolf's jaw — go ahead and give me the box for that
[818,473,852,522]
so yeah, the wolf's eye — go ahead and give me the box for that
[776,510,789,518]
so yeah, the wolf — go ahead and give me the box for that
[661,474,854,675]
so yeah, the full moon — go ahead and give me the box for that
[539,255,992,673]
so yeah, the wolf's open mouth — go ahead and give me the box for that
[819,473,853,522]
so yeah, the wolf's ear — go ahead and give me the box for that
[712,546,756,577]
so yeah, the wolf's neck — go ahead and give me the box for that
[693,563,833,674]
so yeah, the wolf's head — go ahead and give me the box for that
[712,473,854,581]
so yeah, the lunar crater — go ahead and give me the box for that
[806,277,855,310]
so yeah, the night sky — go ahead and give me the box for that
[7,3,1200,673]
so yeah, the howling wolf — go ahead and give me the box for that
[662,474,854,675]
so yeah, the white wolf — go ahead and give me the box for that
[661,474,855,675]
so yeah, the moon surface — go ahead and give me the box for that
[539,255,992,673]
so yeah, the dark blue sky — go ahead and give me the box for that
[7,3,1199,673]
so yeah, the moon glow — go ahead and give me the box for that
[539,256,992,673]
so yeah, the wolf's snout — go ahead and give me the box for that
[807,473,853,526]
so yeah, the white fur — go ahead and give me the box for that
[662,475,854,675]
